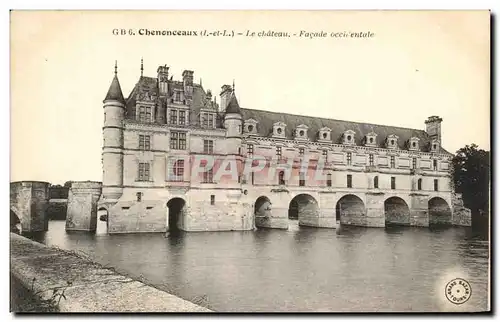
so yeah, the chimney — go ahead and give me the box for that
[220,84,233,113]
[157,65,169,96]
[425,116,443,141]
[182,70,194,98]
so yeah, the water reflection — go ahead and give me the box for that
[28,220,489,312]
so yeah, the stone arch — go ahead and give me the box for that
[428,197,452,226]
[336,194,365,226]
[167,197,187,232]
[98,206,109,222]
[384,196,410,226]
[254,196,272,229]
[288,194,319,226]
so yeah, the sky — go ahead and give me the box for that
[10,10,490,185]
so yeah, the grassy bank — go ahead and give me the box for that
[10,274,59,313]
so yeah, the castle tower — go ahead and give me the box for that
[224,90,243,154]
[102,62,125,201]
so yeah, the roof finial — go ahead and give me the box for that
[114,60,118,76]
[200,78,202,87]
[232,79,235,93]
[140,57,144,77]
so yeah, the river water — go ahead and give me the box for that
[26,220,489,312]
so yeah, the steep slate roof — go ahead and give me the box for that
[240,108,450,154]
[120,71,450,155]
[125,76,158,118]
[226,93,241,114]
[104,75,126,104]
[124,76,215,126]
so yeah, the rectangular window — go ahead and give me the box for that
[210,195,215,205]
[299,148,305,157]
[179,132,186,150]
[172,160,184,181]
[391,177,396,189]
[434,179,439,191]
[138,163,150,181]
[347,152,352,165]
[299,172,305,187]
[326,174,332,187]
[323,150,328,162]
[276,146,282,160]
[203,168,214,183]
[179,110,186,125]
[369,154,374,166]
[170,132,187,150]
[412,157,417,169]
[170,132,178,149]
[139,135,151,150]
[247,144,254,157]
[251,172,255,185]
[170,109,177,125]
[390,156,395,168]
[136,192,142,202]
[138,106,152,123]
[347,174,352,188]
[204,140,214,154]
[433,160,438,171]
[174,91,181,102]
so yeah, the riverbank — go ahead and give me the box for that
[10,233,212,313]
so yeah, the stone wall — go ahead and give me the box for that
[10,181,50,232]
[451,193,472,226]
[10,233,210,312]
[66,181,102,232]
[103,184,459,233]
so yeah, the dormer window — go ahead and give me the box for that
[294,124,309,140]
[272,122,286,138]
[342,130,356,145]
[318,127,332,142]
[386,134,399,149]
[430,139,440,152]
[408,137,420,151]
[244,118,259,134]
[364,131,377,147]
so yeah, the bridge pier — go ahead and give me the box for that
[10,181,50,233]
[65,181,103,232]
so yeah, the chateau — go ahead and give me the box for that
[99,62,468,234]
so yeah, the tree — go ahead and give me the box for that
[451,144,490,215]
[63,181,73,188]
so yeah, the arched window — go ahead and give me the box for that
[278,171,285,185]
[374,176,379,189]
[327,174,332,187]
[418,178,422,190]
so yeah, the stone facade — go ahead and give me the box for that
[98,63,470,234]
[10,181,50,233]
[66,181,103,232]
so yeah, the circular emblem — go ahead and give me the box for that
[445,278,472,305]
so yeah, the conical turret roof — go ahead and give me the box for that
[226,92,241,114]
[104,75,126,104]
